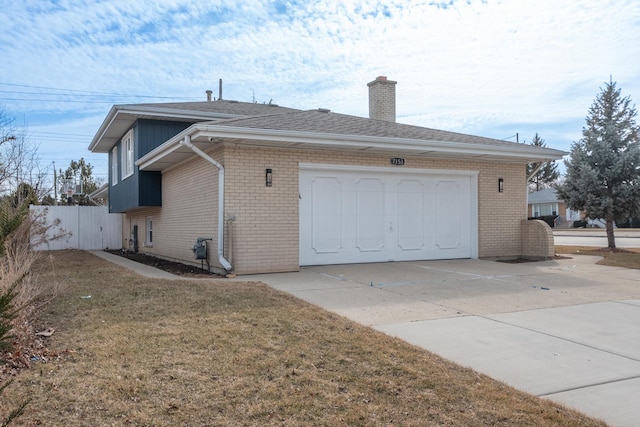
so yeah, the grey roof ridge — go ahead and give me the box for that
[195,108,537,148]
[195,108,308,125]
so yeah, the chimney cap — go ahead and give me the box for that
[368,75,397,87]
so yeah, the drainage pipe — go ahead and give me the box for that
[180,135,232,271]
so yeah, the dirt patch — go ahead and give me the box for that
[105,249,222,277]
[590,247,636,253]
[555,246,640,269]
[495,254,571,264]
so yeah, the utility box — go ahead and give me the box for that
[192,238,209,260]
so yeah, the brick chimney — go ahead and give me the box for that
[367,76,397,122]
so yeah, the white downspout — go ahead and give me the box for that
[180,135,232,271]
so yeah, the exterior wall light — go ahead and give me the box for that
[498,178,504,193]
[266,168,273,187]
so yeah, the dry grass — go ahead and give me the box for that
[0,215,64,375]
[0,250,606,426]
[556,245,640,269]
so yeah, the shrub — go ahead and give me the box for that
[0,206,41,426]
[528,215,557,228]
[616,217,640,228]
[0,278,21,354]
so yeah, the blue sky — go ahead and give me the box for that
[1,0,639,186]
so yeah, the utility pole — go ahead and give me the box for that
[53,161,57,204]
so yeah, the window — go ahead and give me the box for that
[121,129,134,179]
[534,203,557,217]
[145,216,153,246]
[111,146,118,185]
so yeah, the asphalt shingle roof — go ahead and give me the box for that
[207,109,526,147]
[528,188,562,203]
[121,100,301,117]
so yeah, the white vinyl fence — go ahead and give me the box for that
[30,205,122,251]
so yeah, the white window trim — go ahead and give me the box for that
[532,203,559,217]
[121,129,134,179]
[145,216,153,247]
[111,146,118,185]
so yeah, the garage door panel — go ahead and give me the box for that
[435,180,462,249]
[310,176,343,254]
[396,179,424,251]
[356,178,386,252]
[300,166,476,266]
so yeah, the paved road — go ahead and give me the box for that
[554,230,640,248]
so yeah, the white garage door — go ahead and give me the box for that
[299,164,478,266]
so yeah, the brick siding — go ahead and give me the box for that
[123,144,529,275]
[521,219,555,258]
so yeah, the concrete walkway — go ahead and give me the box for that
[243,256,640,427]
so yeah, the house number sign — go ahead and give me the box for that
[390,157,405,166]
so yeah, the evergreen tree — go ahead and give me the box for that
[556,80,640,248]
[526,133,559,191]
[59,158,102,205]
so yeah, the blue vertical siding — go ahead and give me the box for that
[137,119,191,157]
[109,119,192,213]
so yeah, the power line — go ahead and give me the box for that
[0,90,133,98]
[29,131,93,144]
[33,136,89,143]
[0,97,117,104]
[0,82,202,100]
[30,131,92,137]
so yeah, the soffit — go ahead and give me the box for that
[137,125,567,172]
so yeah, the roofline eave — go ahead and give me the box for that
[136,123,568,170]
[88,106,242,153]
[88,105,119,152]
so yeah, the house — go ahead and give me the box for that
[527,188,581,228]
[88,76,566,275]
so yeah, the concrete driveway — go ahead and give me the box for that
[244,256,640,427]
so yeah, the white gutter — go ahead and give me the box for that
[137,123,567,171]
[88,106,241,152]
[191,124,567,160]
[180,135,232,272]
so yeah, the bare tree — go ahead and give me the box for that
[0,107,50,200]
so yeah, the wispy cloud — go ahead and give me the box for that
[1,0,639,180]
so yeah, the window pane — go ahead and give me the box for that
[146,217,153,245]
[122,130,134,178]
[111,147,118,185]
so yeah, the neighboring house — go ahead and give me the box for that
[88,76,566,275]
[527,188,581,228]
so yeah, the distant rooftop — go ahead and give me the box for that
[528,188,561,203]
